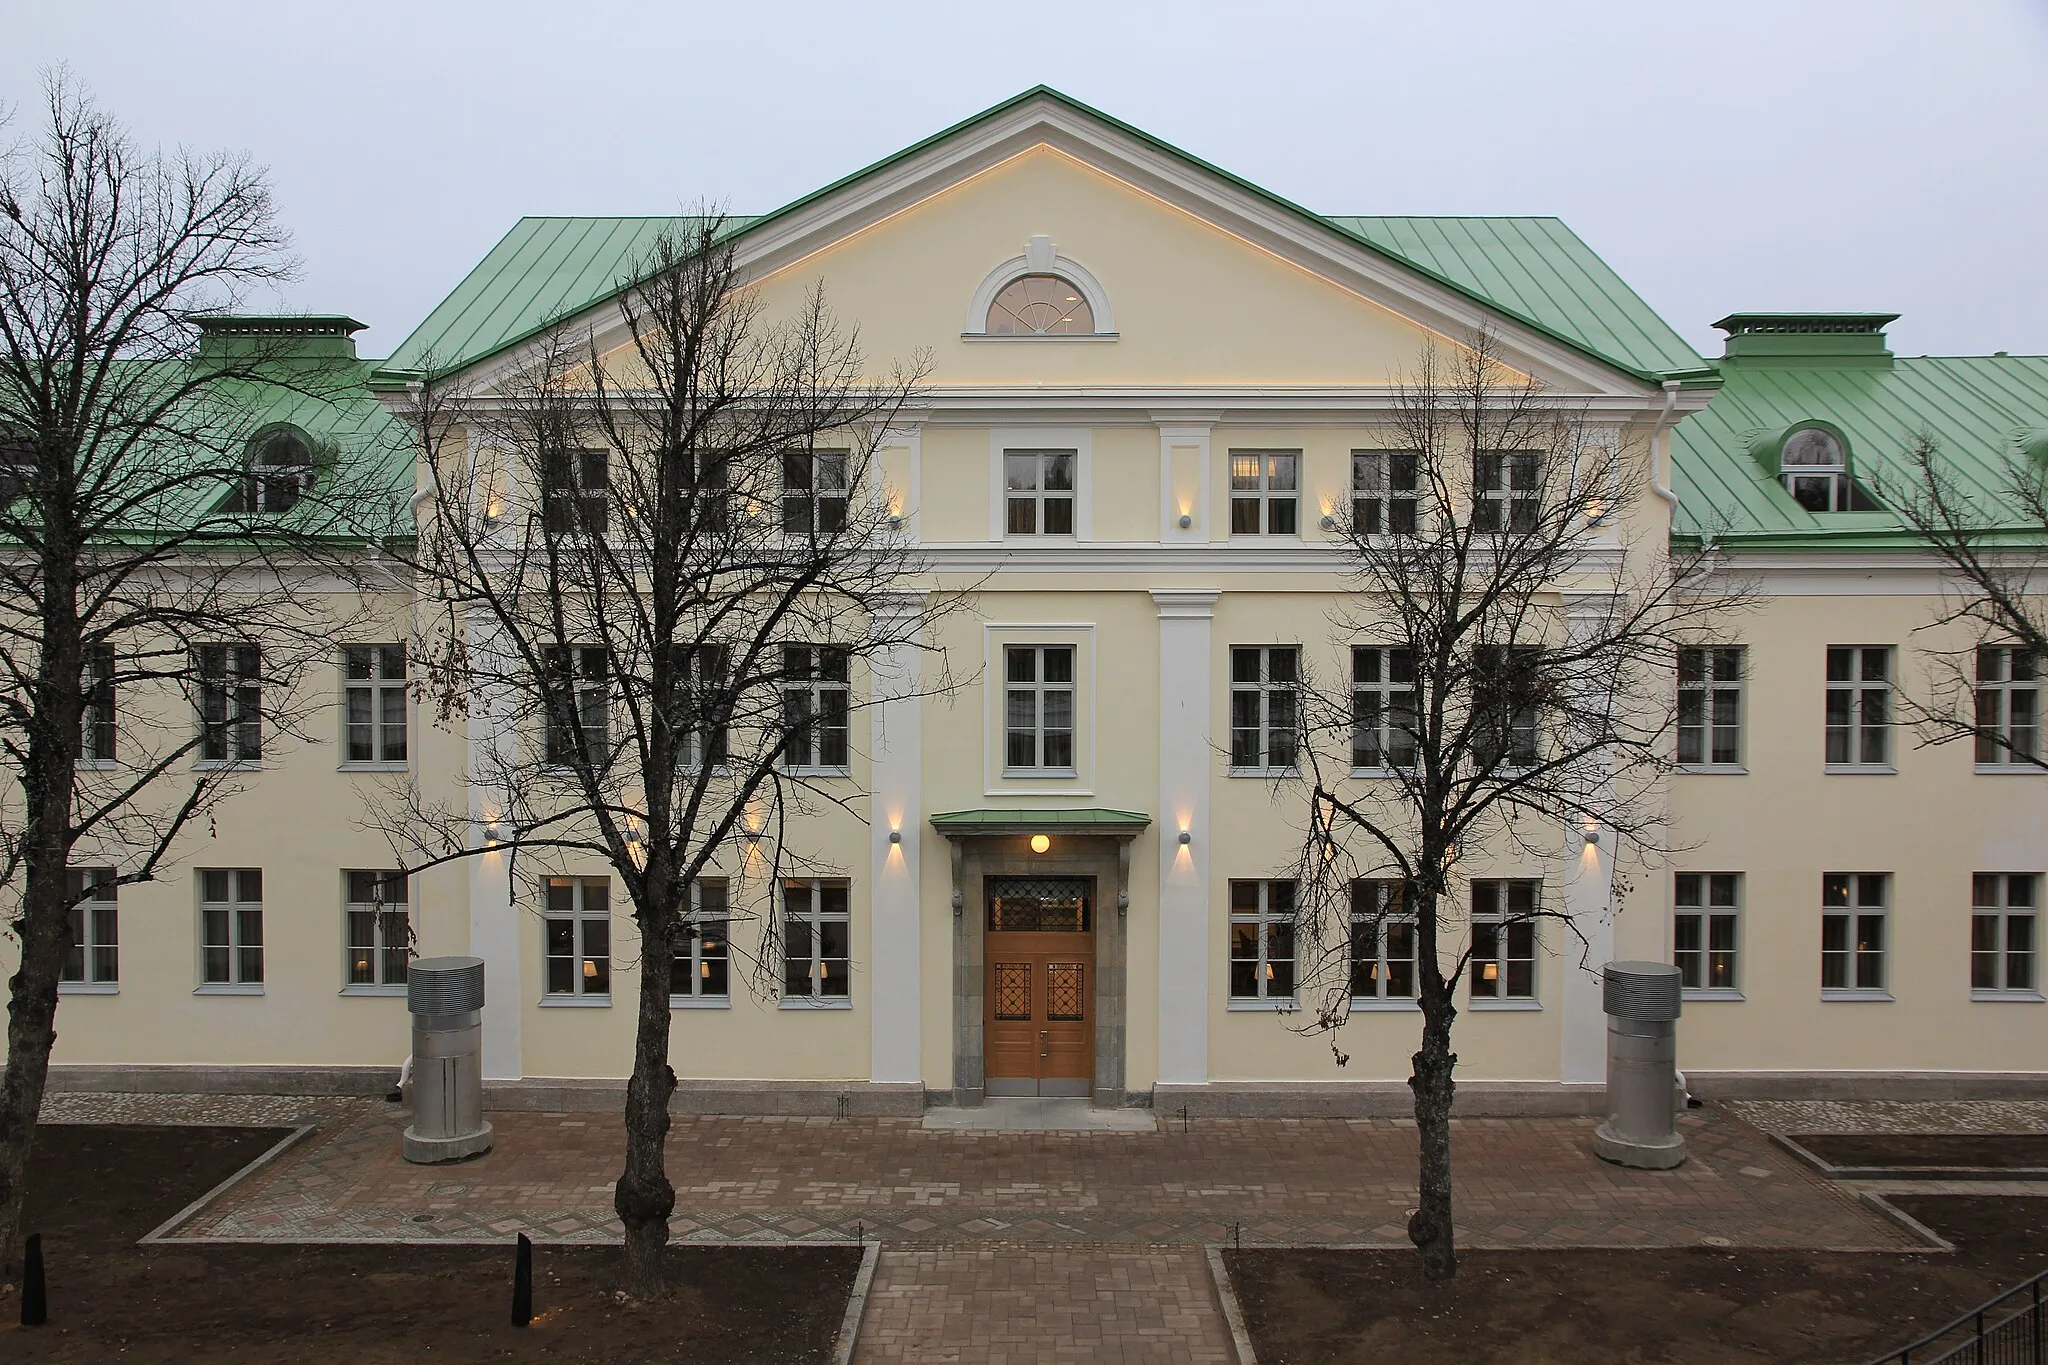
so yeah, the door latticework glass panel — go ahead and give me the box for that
[987,876,1092,932]
[994,962,1032,1020]
[1047,962,1085,1020]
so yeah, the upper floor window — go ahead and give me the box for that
[1472,450,1540,533]
[1677,646,1744,768]
[1825,646,1892,769]
[1781,428,1878,512]
[1230,452,1298,536]
[79,644,115,764]
[987,275,1094,335]
[1976,646,2040,766]
[1352,450,1419,535]
[1473,645,1542,769]
[674,644,729,770]
[197,644,261,764]
[224,427,314,514]
[1004,450,1075,536]
[62,868,118,987]
[1230,646,1298,772]
[782,449,847,535]
[542,645,609,767]
[1352,646,1417,771]
[541,447,608,536]
[343,645,408,766]
[676,448,728,533]
[1005,645,1075,773]
[782,645,849,771]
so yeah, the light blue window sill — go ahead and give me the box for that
[539,994,611,1008]
[1971,989,2045,1002]
[1823,764,1896,776]
[671,996,732,1010]
[1348,998,1419,1013]
[778,997,853,1011]
[1466,998,1542,1011]
[339,761,410,774]
[1676,764,1748,776]
[1974,764,2044,776]
[194,983,263,996]
[1820,989,1893,1002]
[1226,998,1298,1012]
[340,984,407,997]
[962,332,1118,343]
[1348,767,1413,780]
[782,767,851,780]
[1682,989,1745,1002]
[75,759,119,772]
[1002,769,1078,780]
[194,761,263,773]
[1226,767,1298,780]
[58,981,118,996]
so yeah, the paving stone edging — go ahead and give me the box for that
[139,1123,317,1244]
[1206,1246,1259,1365]
[831,1242,881,1365]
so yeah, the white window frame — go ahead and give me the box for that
[1472,449,1541,533]
[1003,644,1077,776]
[342,644,408,769]
[1352,645,1417,772]
[1351,450,1418,536]
[1469,879,1539,1006]
[1975,646,2041,769]
[1821,872,1890,999]
[781,878,851,1006]
[1230,645,1299,774]
[540,445,609,536]
[343,870,411,994]
[1228,879,1296,1007]
[60,867,118,993]
[228,427,315,515]
[1677,646,1745,770]
[197,643,262,766]
[1673,872,1741,998]
[781,448,848,536]
[1825,646,1894,770]
[1228,451,1300,538]
[1349,879,1416,1009]
[672,879,731,1007]
[1002,449,1076,537]
[543,876,611,1002]
[542,645,610,769]
[1972,873,2040,1000]
[675,644,729,771]
[1474,645,1542,770]
[1779,428,1876,512]
[79,643,116,766]
[781,645,850,773]
[198,868,264,993]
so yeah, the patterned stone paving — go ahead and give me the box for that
[38,1090,356,1127]
[1731,1098,2048,1135]
[141,1102,1914,1252]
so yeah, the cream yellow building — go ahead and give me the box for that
[31,89,2048,1113]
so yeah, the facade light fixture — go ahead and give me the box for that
[1178,830,1192,846]
[1583,828,1601,847]
[889,830,902,845]
[1029,833,1051,854]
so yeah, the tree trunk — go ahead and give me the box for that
[1407,980,1458,1282]
[615,897,678,1299]
[0,853,71,1274]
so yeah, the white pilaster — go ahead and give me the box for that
[464,607,524,1082]
[1154,589,1219,1087]
[868,593,928,1087]
[1558,592,1621,1086]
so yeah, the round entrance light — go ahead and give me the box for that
[1030,833,1051,854]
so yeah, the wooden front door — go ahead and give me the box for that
[984,876,1094,1098]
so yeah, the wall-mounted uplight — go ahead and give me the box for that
[483,823,508,847]
[1178,830,1192,846]
[1319,514,1337,531]
[1178,513,1192,529]
[1029,833,1051,854]
[889,830,902,845]
[1583,828,1601,847]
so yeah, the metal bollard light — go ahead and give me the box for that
[402,955,495,1164]
[1592,960,1687,1170]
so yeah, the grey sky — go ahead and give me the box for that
[5,0,2046,363]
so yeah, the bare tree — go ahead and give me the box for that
[0,73,385,1266]
[381,217,946,1298]
[1280,333,1733,1281]
[1883,434,2048,770]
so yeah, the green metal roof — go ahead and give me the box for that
[1672,351,2048,549]
[377,88,1706,386]
[929,808,1152,834]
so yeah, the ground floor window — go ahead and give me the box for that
[1973,873,2038,996]
[199,869,264,987]
[62,868,118,986]
[344,870,411,988]
[1469,879,1538,1001]
[1822,872,1888,996]
[1349,879,1414,999]
[545,877,611,997]
[1229,879,1295,1002]
[1674,872,1740,994]
[783,879,849,999]
[674,879,730,1000]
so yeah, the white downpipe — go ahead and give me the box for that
[1649,379,1682,509]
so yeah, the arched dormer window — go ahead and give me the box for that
[1751,421,1879,513]
[964,236,1115,339]
[225,425,316,514]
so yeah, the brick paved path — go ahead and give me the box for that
[156,1103,1912,1252]
[852,1248,1234,1364]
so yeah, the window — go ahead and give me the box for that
[1972,873,2038,996]
[1229,452,1299,536]
[1003,450,1075,536]
[1349,879,1415,1000]
[1474,645,1542,769]
[61,868,117,987]
[1472,450,1540,533]
[1673,873,1740,994]
[544,877,611,997]
[782,646,849,771]
[80,644,115,763]
[782,449,848,535]
[0,423,33,502]
[1230,646,1299,771]
[542,645,609,767]
[1004,645,1074,773]
[1825,646,1892,768]
[673,879,731,1001]
[783,879,850,999]
[1229,879,1295,1002]
[344,870,410,988]
[676,448,728,533]
[986,275,1093,335]
[1975,647,2040,766]
[199,868,264,987]
[1821,872,1888,995]
[675,644,729,769]
[1470,879,1538,1001]
[197,644,261,763]
[1351,450,1419,535]
[1677,646,1744,767]
[343,645,407,765]
[225,427,314,515]
[541,447,608,535]
[1352,646,1417,770]
[1780,428,1878,512]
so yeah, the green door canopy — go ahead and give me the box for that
[928,808,1152,838]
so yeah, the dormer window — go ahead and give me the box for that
[987,275,1093,335]
[1779,426,1877,512]
[225,427,315,514]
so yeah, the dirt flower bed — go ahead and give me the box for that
[0,1123,859,1363]
[1227,1196,2048,1365]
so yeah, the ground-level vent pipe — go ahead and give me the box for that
[1592,960,1687,1170]
[402,955,495,1164]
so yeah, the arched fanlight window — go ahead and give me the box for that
[227,426,316,514]
[1778,426,1876,512]
[987,275,1094,336]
